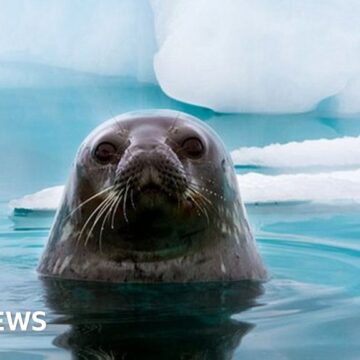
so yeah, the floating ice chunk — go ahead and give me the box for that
[152,0,360,114]
[239,170,360,204]
[231,136,360,168]
[9,186,64,211]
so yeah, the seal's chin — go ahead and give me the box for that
[112,205,204,260]
[103,183,207,259]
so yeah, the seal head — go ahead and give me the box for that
[38,110,266,282]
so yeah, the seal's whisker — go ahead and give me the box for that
[187,181,221,207]
[186,186,213,223]
[187,183,214,209]
[189,186,211,208]
[130,188,136,211]
[85,195,116,249]
[186,179,212,195]
[185,189,208,222]
[76,194,113,247]
[106,189,123,224]
[166,112,180,135]
[84,193,117,247]
[66,185,115,221]
[76,196,109,245]
[99,195,120,252]
[184,190,199,215]
[191,187,213,207]
[195,194,215,221]
[111,191,124,229]
[185,190,209,224]
[122,178,132,223]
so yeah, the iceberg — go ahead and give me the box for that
[231,136,360,168]
[2,1,360,114]
[0,0,157,84]
[152,0,360,114]
[2,1,360,113]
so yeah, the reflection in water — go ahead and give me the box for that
[41,278,263,359]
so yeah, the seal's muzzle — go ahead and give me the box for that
[115,144,188,203]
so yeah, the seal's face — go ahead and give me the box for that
[71,112,232,260]
[39,110,267,281]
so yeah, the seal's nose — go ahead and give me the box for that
[116,142,188,197]
[132,140,160,152]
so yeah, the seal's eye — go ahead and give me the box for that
[94,142,117,163]
[182,137,204,159]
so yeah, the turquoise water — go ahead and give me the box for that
[0,79,359,359]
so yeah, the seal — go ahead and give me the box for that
[38,110,266,282]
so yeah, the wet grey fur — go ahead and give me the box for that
[38,110,266,282]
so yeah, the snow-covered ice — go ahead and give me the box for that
[231,136,360,168]
[9,186,64,211]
